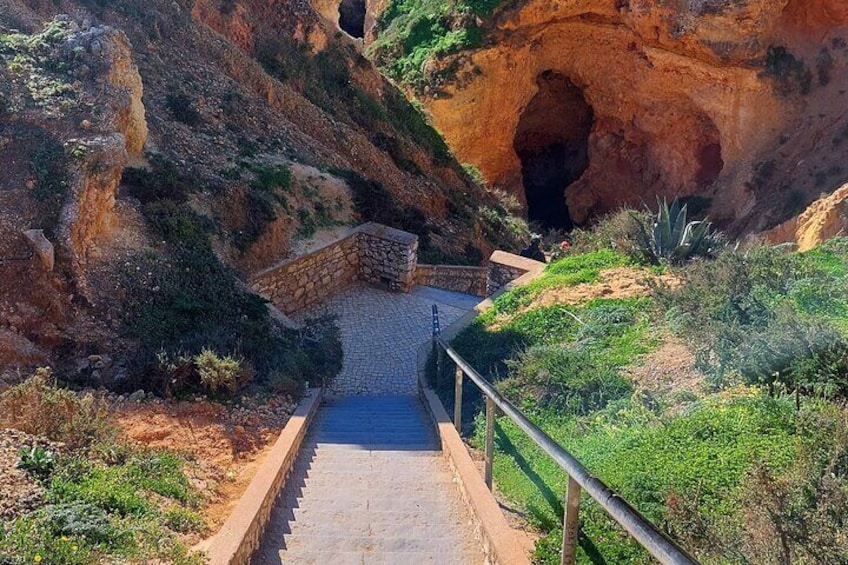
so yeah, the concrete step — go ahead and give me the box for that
[284,522,464,540]
[254,394,482,564]
[266,550,484,565]
[283,505,465,525]
[297,473,455,489]
[283,534,472,554]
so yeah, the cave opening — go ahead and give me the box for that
[514,71,594,231]
[338,0,367,39]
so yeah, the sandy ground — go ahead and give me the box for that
[528,266,679,310]
[111,394,295,535]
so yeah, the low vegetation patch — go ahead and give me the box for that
[654,238,848,395]
[0,374,204,565]
[433,211,848,564]
[120,158,342,398]
[0,19,80,117]
[482,249,633,319]
[369,0,508,91]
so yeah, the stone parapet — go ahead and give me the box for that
[486,250,546,296]
[415,264,488,297]
[196,389,322,565]
[251,223,419,315]
[357,222,418,292]
[251,233,360,315]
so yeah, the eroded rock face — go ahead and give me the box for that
[767,182,848,251]
[59,134,126,284]
[61,23,148,156]
[412,0,848,230]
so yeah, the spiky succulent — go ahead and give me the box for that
[633,198,725,264]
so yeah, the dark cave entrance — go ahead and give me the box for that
[338,0,367,39]
[514,71,594,231]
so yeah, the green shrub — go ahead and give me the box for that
[369,0,503,91]
[654,242,848,395]
[0,369,112,448]
[163,506,205,534]
[122,156,195,204]
[567,208,652,259]
[727,403,848,564]
[254,164,292,193]
[154,349,250,398]
[18,446,56,481]
[166,93,201,127]
[39,502,115,544]
[195,349,246,393]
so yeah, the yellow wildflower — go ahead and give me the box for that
[34,556,42,564]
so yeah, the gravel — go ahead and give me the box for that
[0,429,63,520]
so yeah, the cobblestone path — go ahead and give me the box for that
[293,283,480,395]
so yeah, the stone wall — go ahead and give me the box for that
[252,234,360,315]
[415,265,487,297]
[356,223,418,293]
[486,251,546,296]
[251,223,419,315]
[197,389,322,565]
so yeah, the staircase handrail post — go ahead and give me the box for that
[454,366,463,432]
[484,396,496,490]
[561,476,582,565]
[433,335,699,565]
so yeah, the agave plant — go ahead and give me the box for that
[633,198,725,264]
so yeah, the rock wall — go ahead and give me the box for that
[415,265,487,297]
[252,223,419,315]
[766,182,848,251]
[486,251,545,297]
[357,223,418,293]
[252,233,361,315]
[58,134,127,285]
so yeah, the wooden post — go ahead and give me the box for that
[484,397,496,490]
[454,366,463,432]
[561,476,581,565]
[436,347,444,386]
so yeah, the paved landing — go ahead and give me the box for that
[293,283,479,395]
[253,395,483,565]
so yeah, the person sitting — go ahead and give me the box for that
[520,235,546,263]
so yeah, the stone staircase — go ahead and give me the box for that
[253,395,483,564]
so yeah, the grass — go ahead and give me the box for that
[480,393,804,564]
[1,449,205,565]
[0,376,204,565]
[481,249,632,319]
[435,231,848,564]
[369,0,506,90]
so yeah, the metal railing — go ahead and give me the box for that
[430,305,699,565]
